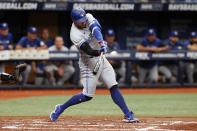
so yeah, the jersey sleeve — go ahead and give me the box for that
[86,13,96,25]
[87,13,103,42]
[183,41,190,50]
[17,37,26,47]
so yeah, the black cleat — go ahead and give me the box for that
[13,63,27,83]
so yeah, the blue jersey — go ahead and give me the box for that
[166,39,182,50]
[107,41,120,53]
[160,39,182,65]
[138,36,164,69]
[17,36,45,48]
[0,32,12,50]
[44,39,53,48]
[183,41,197,50]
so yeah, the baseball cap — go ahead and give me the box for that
[147,28,156,36]
[105,29,115,36]
[71,8,87,23]
[170,31,179,37]
[189,31,197,38]
[0,22,9,30]
[28,26,37,34]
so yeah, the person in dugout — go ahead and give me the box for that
[158,31,183,83]
[136,28,169,84]
[183,31,197,83]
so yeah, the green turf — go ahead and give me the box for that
[0,93,197,117]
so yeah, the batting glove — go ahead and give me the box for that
[99,45,108,54]
[98,40,107,47]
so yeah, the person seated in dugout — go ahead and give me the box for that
[183,31,197,83]
[105,28,126,83]
[44,36,75,86]
[16,26,47,85]
[158,31,183,83]
[136,28,169,84]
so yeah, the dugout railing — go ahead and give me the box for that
[0,50,196,89]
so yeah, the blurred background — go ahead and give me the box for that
[1,0,197,89]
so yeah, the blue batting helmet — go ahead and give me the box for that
[71,8,87,23]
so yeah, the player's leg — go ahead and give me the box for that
[159,65,172,83]
[137,65,148,83]
[57,65,75,85]
[99,57,138,123]
[186,63,194,83]
[44,64,57,86]
[50,67,98,121]
[148,65,158,83]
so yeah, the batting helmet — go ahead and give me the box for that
[71,8,87,23]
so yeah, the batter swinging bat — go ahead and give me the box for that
[93,52,103,75]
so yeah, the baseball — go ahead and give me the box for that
[110,51,118,57]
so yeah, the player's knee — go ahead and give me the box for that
[85,95,93,101]
[110,84,118,91]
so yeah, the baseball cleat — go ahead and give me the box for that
[13,63,27,83]
[50,104,63,121]
[122,112,139,123]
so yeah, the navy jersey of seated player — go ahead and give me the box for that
[17,36,45,48]
[160,31,183,65]
[44,39,54,48]
[138,36,165,69]
[0,32,12,50]
[0,22,13,50]
[108,41,120,53]
[183,31,197,50]
[183,31,197,63]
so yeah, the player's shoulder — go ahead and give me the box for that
[35,37,41,42]
[20,36,28,41]
[61,45,69,51]
[70,24,83,42]
[155,37,161,42]
[86,13,94,20]
[7,32,12,38]
[184,41,190,45]
[48,45,56,51]
[86,13,97,25]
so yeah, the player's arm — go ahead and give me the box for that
[80,41,100,56]
[136,44,155,52]
[16,37,28,50]
[187,44,197,50]
[36,41,47,50]
[156,41,170,52]
[89,20,105,46]
[156,45,169,52]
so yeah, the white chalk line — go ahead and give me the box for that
[2,119,197,130]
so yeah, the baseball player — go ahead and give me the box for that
[0,22,13,74]
[105,29,126,83]
[16,26,47,84]
[136,29,169,83]
[159,31,182,83]
[44,36,75,86]
[50,8,138,123]
[183,31,197,83]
